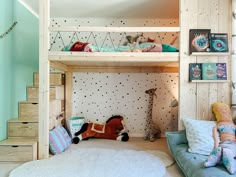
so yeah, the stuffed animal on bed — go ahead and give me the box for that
[204,102,236,174]
[72,115,129,144]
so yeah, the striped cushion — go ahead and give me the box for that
[49,125,72,155]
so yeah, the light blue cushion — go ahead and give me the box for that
[166,131,235,177]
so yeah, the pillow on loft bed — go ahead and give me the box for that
[49,125,72,155]
[61,41,178,52]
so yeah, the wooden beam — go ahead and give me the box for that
[50,61,69,72]
[39,0,49,159]
[68,66,178,73]
[65,72,72,118]
[49,26,180,32]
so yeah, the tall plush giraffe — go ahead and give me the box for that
[144,88,161,142]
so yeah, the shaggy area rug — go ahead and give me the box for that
[9,148,167,177]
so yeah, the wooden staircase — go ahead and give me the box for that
[0,72,65,162]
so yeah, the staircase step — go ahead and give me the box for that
[18,100,63,120]
[0,138,37,162]
[33,72,65,86]
[8,119,38,138]
[27,85,64,101]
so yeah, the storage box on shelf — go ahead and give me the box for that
[0,139,37,162]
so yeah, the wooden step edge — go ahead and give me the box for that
[8,118,38,123]
[0,138,38,145]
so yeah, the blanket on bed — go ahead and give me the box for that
[62,41,178,52]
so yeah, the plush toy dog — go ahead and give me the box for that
[72,115,129,144]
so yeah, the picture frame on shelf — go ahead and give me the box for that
[209,33,228,52]
[189,29,211,54]
[201,63,217,80]
[216,63,227,80]
[189,63,202,81]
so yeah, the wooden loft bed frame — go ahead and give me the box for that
[39,0,180,159]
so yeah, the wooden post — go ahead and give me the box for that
[39,0,50,159]
[65,72,72,118]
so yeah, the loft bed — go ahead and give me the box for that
[48,26,180,71]
[39,0,180,159]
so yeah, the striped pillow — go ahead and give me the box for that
[49,125,72,155]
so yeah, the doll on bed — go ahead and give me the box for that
[204,102,236,174]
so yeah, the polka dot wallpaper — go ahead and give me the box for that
[72,73,178,137]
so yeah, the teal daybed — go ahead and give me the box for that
[166,130,236,177]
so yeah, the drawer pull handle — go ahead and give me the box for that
[11,146,18,148]
[32,103,38,105]
[22,122,29,124]
[17,126,32,129]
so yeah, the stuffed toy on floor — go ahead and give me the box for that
[72,115,129,144]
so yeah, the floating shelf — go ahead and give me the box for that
[190,52,230,56]
[190,80,230,83]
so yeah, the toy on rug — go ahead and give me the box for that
[204,102,236,174]
[144,88,161,142]
[72,115,129,144]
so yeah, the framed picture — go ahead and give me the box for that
[189,63,202,81]
[201,63,217,80]
[189,29,211,54]
[210,33,228,52]
[216,63,227,80]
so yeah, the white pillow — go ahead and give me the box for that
[182,118,216,155]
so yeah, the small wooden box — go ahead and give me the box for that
[27,86,64,102]
[33,72,65,86]
[8,119,38,138]
[19,100,63,120]
[0,139,37,162]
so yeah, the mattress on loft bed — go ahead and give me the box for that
[62,41,179,53]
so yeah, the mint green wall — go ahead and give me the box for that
[0,0,39,141]
[0,0,14,140]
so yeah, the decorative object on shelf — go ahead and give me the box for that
[216,63,227,80]
[189,29,211,54]
[209,33,228,52]
[202,63,217,80]
[189,63,227,81]
[144,88,161,142]
[189,63,202,81]
[0,21,17,39]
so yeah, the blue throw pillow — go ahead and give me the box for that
[49,125,72,155]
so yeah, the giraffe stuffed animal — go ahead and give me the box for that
[144,88,161,142]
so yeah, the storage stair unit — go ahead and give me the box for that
[0,72,65,162]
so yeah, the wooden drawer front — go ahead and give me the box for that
[19,102,38,119]
[0,145,37,162]
[27,86,64,101]
[34,73,65,86]
[8,122,38,137]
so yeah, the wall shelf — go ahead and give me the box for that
[190,80,230,83]
[190,52,230,56]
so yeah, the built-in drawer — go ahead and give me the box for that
[8,119,38,137]
[27,85,64,102]
[18,100,63,120]
[0,139,37,162]
[33,72,65,86]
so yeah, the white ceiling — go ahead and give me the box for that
[18,0,179,19]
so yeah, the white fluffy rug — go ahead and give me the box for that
[9,148,167,177]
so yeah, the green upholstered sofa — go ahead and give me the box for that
[166,130,236,177]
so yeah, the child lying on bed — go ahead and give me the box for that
[204,102,236,174]
[62,41,179,52]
